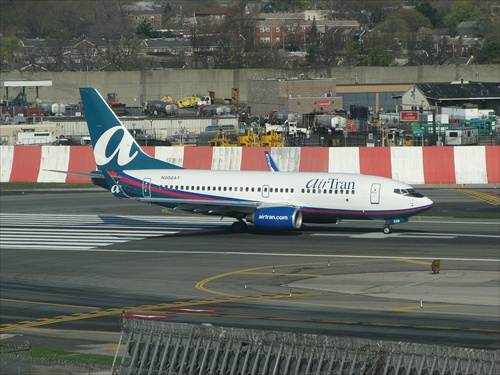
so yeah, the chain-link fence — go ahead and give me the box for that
[112,319,499,375]
[2,322,499,374]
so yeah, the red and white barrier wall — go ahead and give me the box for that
[1,145,499,185]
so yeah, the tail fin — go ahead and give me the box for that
[79,88,182,171]
[264,151,279,172]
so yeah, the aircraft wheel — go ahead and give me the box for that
[383,225,393,234]
[231,221,247,233]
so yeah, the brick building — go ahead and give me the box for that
[247,77,343,116]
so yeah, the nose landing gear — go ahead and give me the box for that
[383,225,393,234]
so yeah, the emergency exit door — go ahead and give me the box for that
[370,183,380,204]
[142,178,151,197]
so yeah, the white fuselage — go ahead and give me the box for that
[116,169,433,222]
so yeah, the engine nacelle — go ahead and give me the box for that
[247,207,302,229]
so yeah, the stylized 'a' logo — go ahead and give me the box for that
[94,126,138,167]
[111,185,121,194]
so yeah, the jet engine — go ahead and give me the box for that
[246,207,302,229]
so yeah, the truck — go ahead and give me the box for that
[107,93,128,116]
[177,96,201,108]
[445,127,478,146]
[38,102,66,116]
[15,130,53,145]
[315,115,347,133]
[264,110,311,139]
[198,104,232,117]
[144,100,179,116]
[197,95,212,107]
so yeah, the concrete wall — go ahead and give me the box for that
[3,65,498,108]
[2,145,498,184]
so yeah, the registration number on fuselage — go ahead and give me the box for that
[161,175,180,180]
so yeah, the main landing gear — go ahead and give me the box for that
[231,220,248,233]
[383,225,393,234]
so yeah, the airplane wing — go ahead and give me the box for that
[137,197,295,216]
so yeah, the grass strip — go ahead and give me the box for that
[31,347,118,367]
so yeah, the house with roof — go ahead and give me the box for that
[129,9,162,29]
[400,81,500,114]
[15,37,101,71]
[194,6,232,26]
[253,12,360,49]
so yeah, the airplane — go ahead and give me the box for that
[79,87,433,234]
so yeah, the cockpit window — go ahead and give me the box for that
[394,188,425,198]
[407,188,424,197]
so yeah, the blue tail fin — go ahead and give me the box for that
[264,151,280,172]
[79,88,182,171]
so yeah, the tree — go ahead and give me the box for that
[136,20,160,38]
[305,20,321,66]
[415,1,441,27]
[97,37,152,71]
[475,39,500,64]
[343,42,368,66]
[316,27,345,67]
[0,35,21,70]
[376,8,432,43]
[443,1,481,31]
[368,45,394,66]
[261,0,308,12]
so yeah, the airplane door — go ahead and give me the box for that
[142,178,151,197]
[262,185,270,198]
[370,183,380,204]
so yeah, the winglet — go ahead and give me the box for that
[264,151,279,172]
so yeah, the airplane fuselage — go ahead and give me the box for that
[110,169,433,223]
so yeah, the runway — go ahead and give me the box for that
[0,188,499,354]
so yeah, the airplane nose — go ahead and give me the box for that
[420,196,434,212]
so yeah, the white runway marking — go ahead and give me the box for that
[0,213,232,250]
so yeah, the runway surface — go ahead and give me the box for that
[0,187,499,354]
